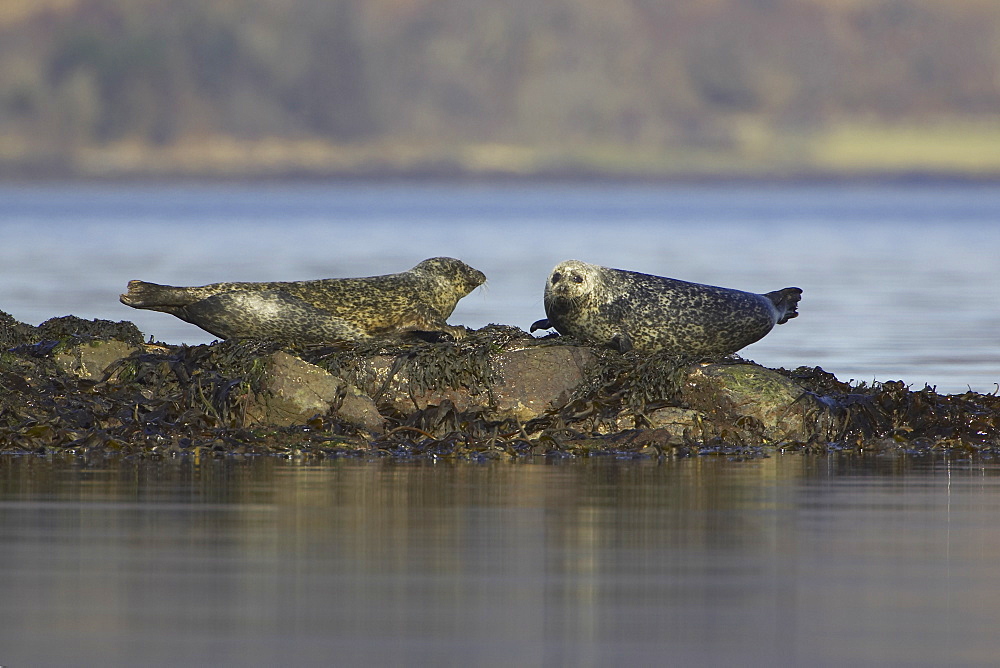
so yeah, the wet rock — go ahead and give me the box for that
[615,406,703,444]
[684,363,832,444]
[245,351,383,432]
[554,427,684,456]
[54,340,141,380]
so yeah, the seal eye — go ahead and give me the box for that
[551,272,561,284]
[571,273,584,284]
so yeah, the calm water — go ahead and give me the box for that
[2,454,1000,667]
[0,182,998,393]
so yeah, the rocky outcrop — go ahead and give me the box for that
[2,311,998,457]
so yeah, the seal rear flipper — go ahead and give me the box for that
[120,280,194,309]
[764,287,803,325]
[184,290,369,342]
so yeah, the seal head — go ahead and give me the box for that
[530,259,800,356]
[121,257,486,343]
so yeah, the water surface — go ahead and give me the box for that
[2,454,1000,666]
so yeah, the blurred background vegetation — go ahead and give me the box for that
[1,0,999,179]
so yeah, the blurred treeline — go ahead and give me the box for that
[1,0,999,178]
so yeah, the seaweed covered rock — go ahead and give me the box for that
[781,366,1000,450]
[531,354,821,453]
[340,344,595,421]
[503,346,999,455]
[36,315,144,347]
[683,363,834,444]
[0,333,374,455]
[4,312,145,380]
[0,310,36,349]
[1,313,999,459]
[305,325,595,422]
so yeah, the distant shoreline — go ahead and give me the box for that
[3,166,1000,187]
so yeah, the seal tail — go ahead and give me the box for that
[764,287,802,325]
[120,280,193,309]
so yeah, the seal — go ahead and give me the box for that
[529,259,801,356]
[120,257,486,343]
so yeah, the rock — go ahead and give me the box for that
[493,346,597,421]
[245,351,383,432]
[684,363,832,444]
[53,340,140,380]
[349,345,597,421]
[8,315,999,456]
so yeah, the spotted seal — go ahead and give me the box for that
[529,259,801,356]
[120,257,486,343]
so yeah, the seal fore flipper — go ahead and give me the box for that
[529,319,552,333]
[764,287,803,325]
[609,331,633,353]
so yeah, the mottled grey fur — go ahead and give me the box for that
[120,257,486,343]
[530,260,801,356]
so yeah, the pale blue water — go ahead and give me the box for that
[1,182,998,392]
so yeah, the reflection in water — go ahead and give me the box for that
[2,454,1000,666]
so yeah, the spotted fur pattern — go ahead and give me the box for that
[537,259,801,356]
[120,257,486,343]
